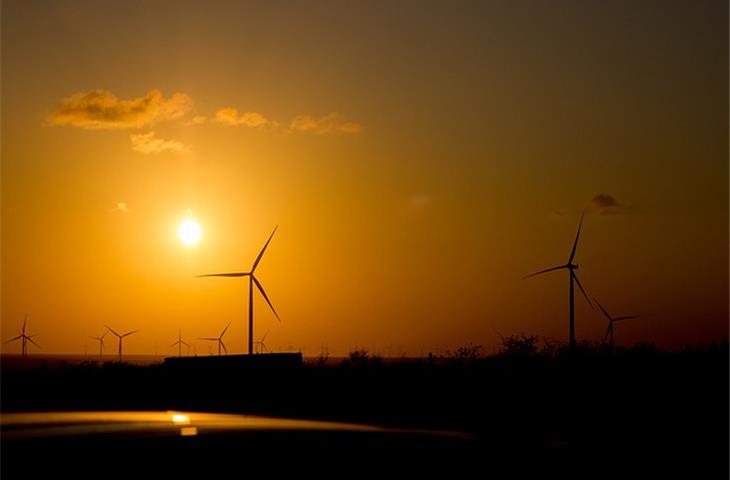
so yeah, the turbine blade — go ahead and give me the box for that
[104,325,121,337]
[568,212,585,264]
[101,331,109,339]
[221,341,228,354]
[592,298,612,321]
[614,315,639,322]
[27,337,40,348]
[523,265,566,279]
[182,341,190,346]
[199,337,218,341]
[22,314,27,334]
[4,335,23,344]
[196,273,249,278]
[122,329,141,337]
[220,321,232,337]
[251,226,278,273]
[262,331,269,342]
[604,324,611,342]
[253,276,280,321]
[572,272,593,309]
[170,341,180,347]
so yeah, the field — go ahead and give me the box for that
[2,340,727,476]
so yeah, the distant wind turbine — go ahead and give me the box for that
[254,332,270,354]
[524,213,593,348]
[90,330,108,360]
[197,226,281,355]
[105,325,141,361]
[4,314,39,357]
[594,298,639,347]
[200,322,231,356]
[170,329,190,357]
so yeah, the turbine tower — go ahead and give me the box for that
[170,329,190,357]
[254,331,269,354]
[4,314,39,358]
[198,226,281,355]
[594,298,639,348]
[90,330,108,360]
[524,213,593,348]
[105,325,141,361]
[200,322,231,356]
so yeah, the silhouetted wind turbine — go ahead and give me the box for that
[200,322,231,356]
[524,213,593,348]
[105,325,141,361]
[170,329,190,357]
[254,331,269,354]
[4,314,39,358]
[197,227,281,355]
[594,298,639,348]
[90,330,108,360]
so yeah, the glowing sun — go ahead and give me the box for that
[178,220,202,246]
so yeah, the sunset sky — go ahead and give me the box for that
[2,0,727,356]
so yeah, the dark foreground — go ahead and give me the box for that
[2,343,728,477]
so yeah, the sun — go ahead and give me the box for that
[178,220,202,246]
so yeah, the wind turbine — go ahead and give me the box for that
[197,227,281,355]
[4,314,39,357]
[254,332,269,354]
[200,322,231,356]
[105,325,141,361]
[594,298,639,348]
[90,330,108,360]
[524,213,593,348]
[170,329,190,357]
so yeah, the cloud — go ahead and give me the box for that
[186,115,207,125]
[410,194,431,208]
[589,193,628,215]
[48,89,192,129]
[214,108,277,128]
[130,131,189,154]
[289,113,362,134]
[112,202,131,213]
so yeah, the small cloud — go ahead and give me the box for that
[186,115,207,126]
[289,113,362,134]
[214,108,277,128]
[589,193,628,215]
[47,89,192,129]
[410,194,431,208]
[112,202,131,213]
[130,131,189,154]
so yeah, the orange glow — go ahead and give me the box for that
[0,2,726,357]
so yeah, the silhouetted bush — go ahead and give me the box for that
[499,334,539,356]
[444,344,484,363]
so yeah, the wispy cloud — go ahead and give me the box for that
[214,108,277,128]
[589,193,629,215]
[48,89,192,129]
[186,115,207,126]
[130,131,189,154]
[112,202,131,213]
[410,193,431,208]
[289,113,362,134]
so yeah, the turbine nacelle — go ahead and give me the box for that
[524,213,591,347]
[197,226,280,355]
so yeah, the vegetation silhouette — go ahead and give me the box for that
[1,334,727,478]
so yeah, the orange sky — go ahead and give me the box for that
[1,1,727,356]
